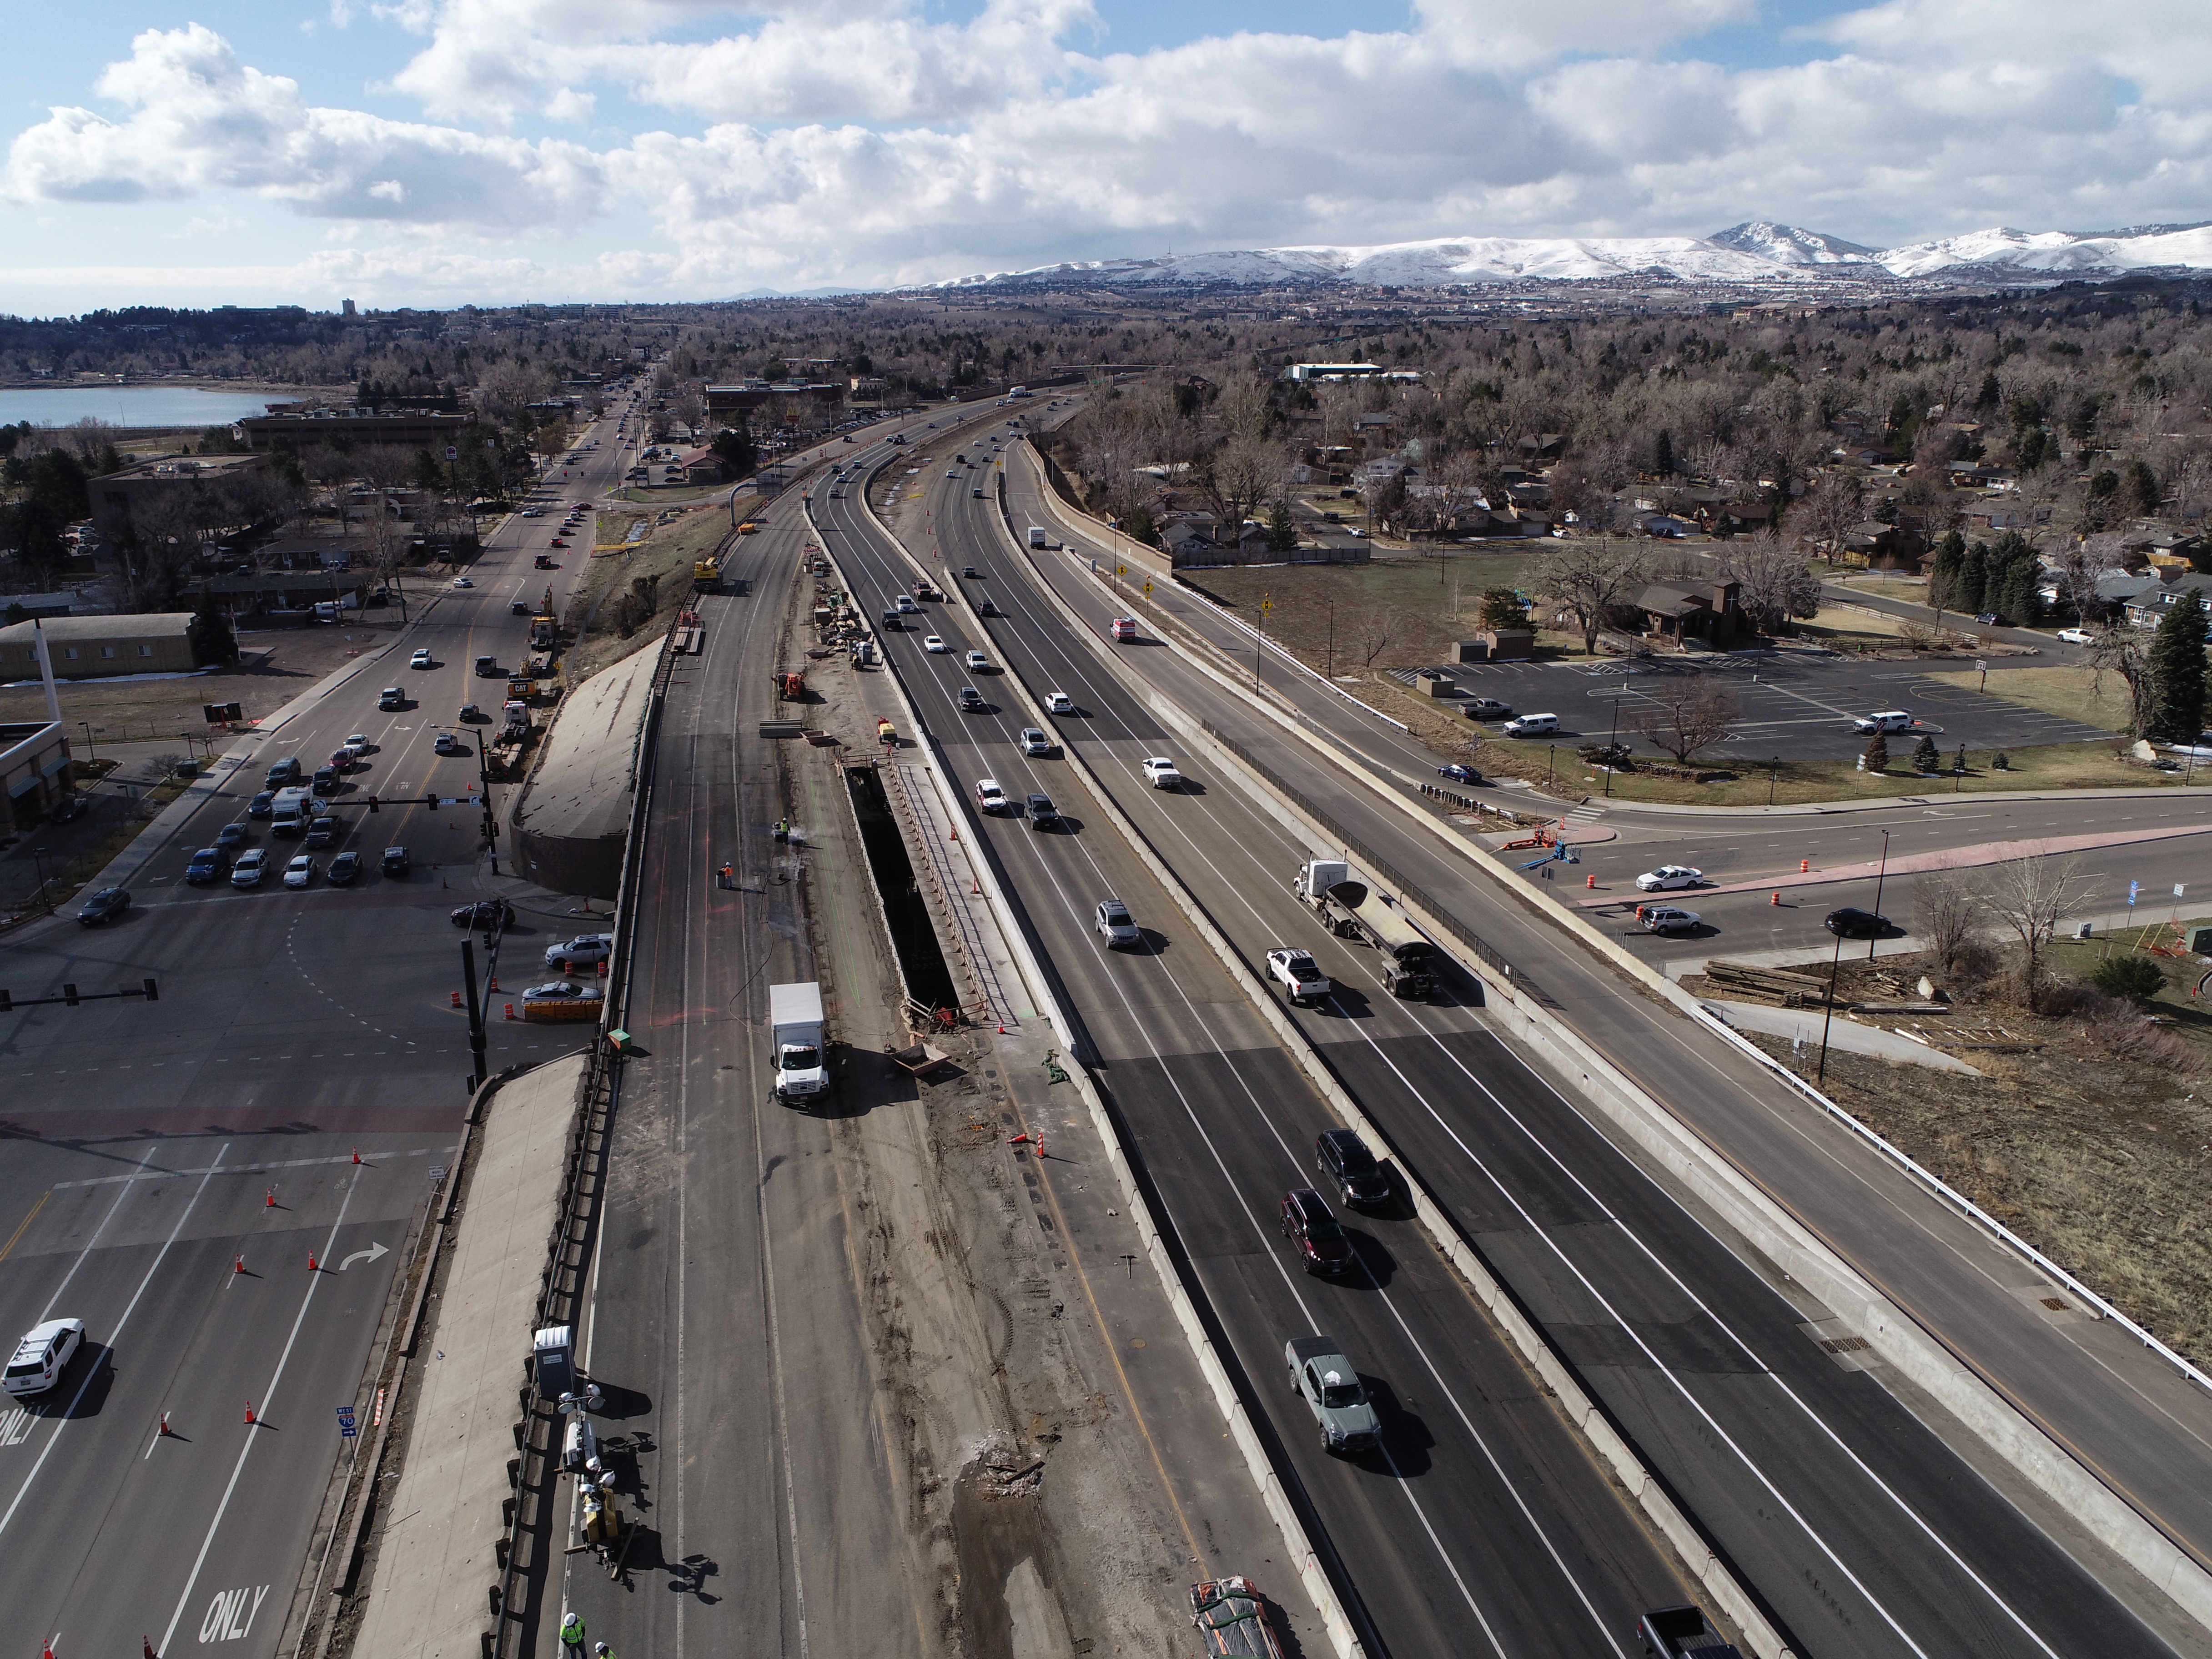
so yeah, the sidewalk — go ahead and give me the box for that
[352,1052,587,1659]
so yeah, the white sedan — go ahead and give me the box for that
[2056,627,2096,645]
[282,855,317,889]
[1634,865,1704,892]
[450,576,475,588]
[924,635,949,653]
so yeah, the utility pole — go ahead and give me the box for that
[460,939,489,1096]
[1816,925,1846,1086]
[1868,827,1892,961]
[474,730,501,875]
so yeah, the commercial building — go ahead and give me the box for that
[88,452,272,545]
[238,408,470,452]
[0,613,196,679]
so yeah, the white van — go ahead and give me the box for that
[1502,713,1561,738]
[1853,709,1914,734]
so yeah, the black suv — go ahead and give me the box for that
[1316,1129,1390,1210]
[381,847,412,876]
[1026,793,1058,829]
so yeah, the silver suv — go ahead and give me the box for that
[1095,899,1139,948]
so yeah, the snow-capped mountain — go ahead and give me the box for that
[1705,221,1879,266]
[1876,223,2212,278]
[935,221,2212,292]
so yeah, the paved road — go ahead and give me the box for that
[938,450,2195,1656]
[829,446,1705,1659]
[0,401,661,1656]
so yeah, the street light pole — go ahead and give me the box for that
[1868,826,1891,961]
[1816,924,1846,1086]
[474,729,501,876]
[1605,697,1619,798]
[1769,756,1780,806]
[77,722,97,767]
[30,846,51,913]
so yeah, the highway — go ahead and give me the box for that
[983,434,2212,1649]
[813,432,2193,1657]
[0,402,660,1653]
[821,435,1709,1659]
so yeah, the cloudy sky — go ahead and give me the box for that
[0,0,2203,314]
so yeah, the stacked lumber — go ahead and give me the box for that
[1701,959,1835,1007]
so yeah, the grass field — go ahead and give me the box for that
[1930,664,2140,735]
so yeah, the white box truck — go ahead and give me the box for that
[769,982,828,1103]
[270,785,316,837]
[1027,526,1049,549]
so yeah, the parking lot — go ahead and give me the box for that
[1412,652,2111,761]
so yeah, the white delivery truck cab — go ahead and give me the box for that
[769,982,828,1103]
[270,785,316,836]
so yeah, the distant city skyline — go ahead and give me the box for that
[0,0,2203,314]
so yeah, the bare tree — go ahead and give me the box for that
[2088,627,2162,736]
[1202,432,1283,543]
[1625,675,1741,762]
[1914,865,1981,978]
[1793,470,1862,564]
[1973,850,2084,1010]
[1353,606,1398,668]
[1531,541,1647,653]
[2048,535,2123,626]
[1722,530,1822,634]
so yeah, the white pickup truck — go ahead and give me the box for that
[1266,948,1332,1005]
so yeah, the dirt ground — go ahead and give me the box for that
[560,497,760,687]
[1692,947,2212,1363]
[0,616,410,743]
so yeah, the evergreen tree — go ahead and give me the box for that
[187,584,238,668]
[2015,427,2048,471]
[1653,429,1674,476]
[1958,540,1989,614]
[2148,588,2208,741]
[1912,734,1940,771]
[1928,531,1966,610]
[710,424,757,477]
[1862,734,1889,772]
[2125,458,2161,518]
[1478,587,1532,630]
[1263,500,1299,553]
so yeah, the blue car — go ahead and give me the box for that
[184,848,229,885]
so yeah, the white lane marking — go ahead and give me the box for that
[39,1141,161,1318]
[0,1146,231,1540]
[51,1149,436,1190]
[196,1584,268,1643]
[158,1167,365,1655]
[336,1242,388,1272]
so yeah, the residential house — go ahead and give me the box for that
[1840,522,1928,571]
[677,447,726,486]
[2123,573,2212,631]
[0,593,73,619]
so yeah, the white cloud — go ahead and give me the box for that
[3,1,2210,303]
[3,24,609,226]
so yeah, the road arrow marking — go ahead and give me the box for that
[337,1242,388,1272]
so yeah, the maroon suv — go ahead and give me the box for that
[1279,1188,1355,1276]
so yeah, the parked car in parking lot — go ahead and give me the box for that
[1463,697,1512,719]
[1853,709,1913,734]
[1502,712,1560,738]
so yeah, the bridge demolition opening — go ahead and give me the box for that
[845,765,959,1013]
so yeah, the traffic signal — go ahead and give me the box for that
[367,795,378,813]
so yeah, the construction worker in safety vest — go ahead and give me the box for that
[559,1612,586,1658]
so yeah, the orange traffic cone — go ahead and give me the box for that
[146,1639,158,1659]
[1771,891,1782,906]
[503,1003,516,1021]
[158,1412,171,1438]
[244,1401,256,1425]
[488,975,499,993]
[451,990,462,1008]
[307,1251,317,1272]
[233,1254,245,1275]
[352,1148,361,1164]
[1800,858,1810,872]
[266,1187,276,1207]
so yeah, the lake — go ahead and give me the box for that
[0,387,299,428]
